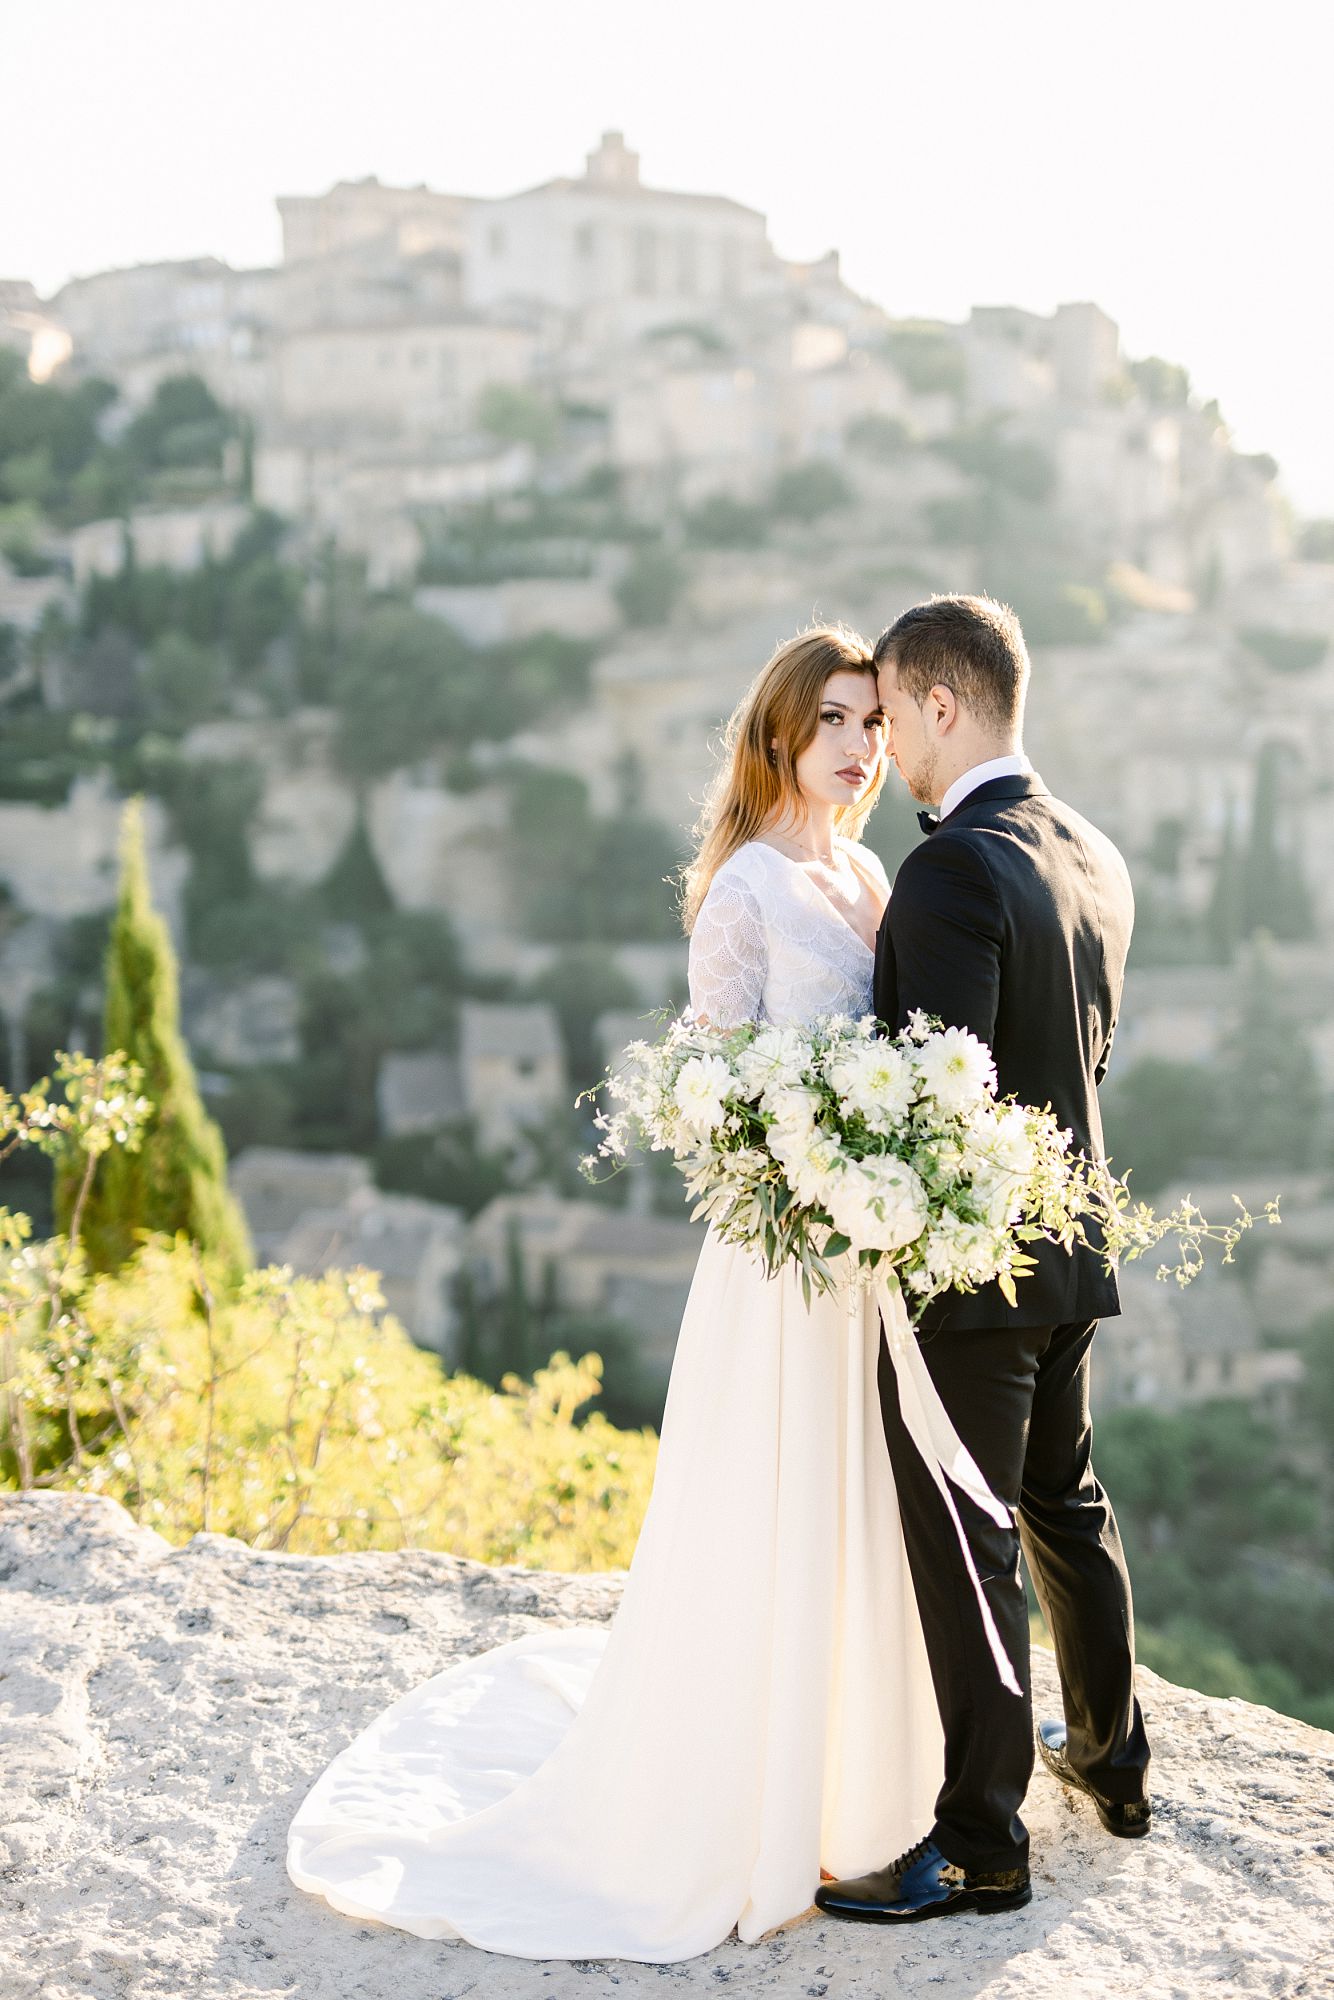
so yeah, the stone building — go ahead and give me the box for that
[48,258,275,412]
[270,316,537,439]
[463,132,777,331]
[229,1147,374,1261]
[277,177,469,267]
[458,1001,567,1152]
[465,1190,702,1376]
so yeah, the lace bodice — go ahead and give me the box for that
[688,839,889,1029]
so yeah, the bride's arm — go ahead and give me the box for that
[687,874,767,1028]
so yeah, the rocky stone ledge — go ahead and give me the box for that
[2,1490,1331,1999]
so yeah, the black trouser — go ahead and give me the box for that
[877,1316,1151,1872]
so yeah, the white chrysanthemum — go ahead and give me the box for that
[824,1040,916,1132]
[825,1155,929,1254]
[734,1025,809,1097]
[672,1053,735,1137]
[914,1026,997,1113]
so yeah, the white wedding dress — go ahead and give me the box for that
[286,837,944,1962]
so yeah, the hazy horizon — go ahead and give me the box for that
[5,0,1332,513]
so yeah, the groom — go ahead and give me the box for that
[817,594,1151,1925]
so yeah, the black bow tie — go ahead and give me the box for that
[917,811,941,836]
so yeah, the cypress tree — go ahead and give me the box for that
[57,797,252,1278]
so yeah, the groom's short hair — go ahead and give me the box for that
[872,594,1029,732]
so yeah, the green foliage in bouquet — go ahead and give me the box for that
[56,798,252,1282]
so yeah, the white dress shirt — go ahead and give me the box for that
[938,753,1033,822]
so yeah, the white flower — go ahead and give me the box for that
[914,1026,997,1113]
[989,1103,1038,1177]
[761,1082,821,1139]
[770,1125,845,1207]
[672,1054,735,1137]
[826,1156,929,1253]
[925,1209,1003,1286]
[972,1167,1024,1229]
[824,1040,916,1133]
[905,1008,935,1043]
[734,1025,809,1097]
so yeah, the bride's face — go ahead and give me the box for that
[789,670,886,814]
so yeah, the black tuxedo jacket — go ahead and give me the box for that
[874,772,1134,1333]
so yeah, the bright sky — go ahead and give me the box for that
[4,0,1331,512]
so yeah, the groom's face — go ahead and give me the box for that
[876,657,941,805]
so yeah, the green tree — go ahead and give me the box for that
[845,412,914,462]
[934,420,1056,503]
[1240,626,1328,676]
[683,494,769,548]
[1214,937,1321,1168]
[1101,1056,1224,1195]
[333,605,479,776]
[768,460,852,522]
[614,547,685,627]
[1297,520,1334,562]
[141,630,228,732]
[881,322,966,397]
[122,374,231,474]
[58,799,251,1278]
[477,384,561,455]
[1128,356,1191,408]
[534,945,641,1095]
[1236,743,1315,943]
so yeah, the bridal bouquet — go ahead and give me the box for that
[581,1010,1269,1315]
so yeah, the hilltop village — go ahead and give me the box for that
[1,133,1331,1427]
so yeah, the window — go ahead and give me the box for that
[575,224,596,259]
[489,225,507,257]
[677,231,698,295]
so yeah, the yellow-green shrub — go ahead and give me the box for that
[2,1234,657,1570]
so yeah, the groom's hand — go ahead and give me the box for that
[887,834,1002,1045]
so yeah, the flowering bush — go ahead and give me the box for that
[584,1010,1272,1314]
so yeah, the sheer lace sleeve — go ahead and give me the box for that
[688,868,767,1027]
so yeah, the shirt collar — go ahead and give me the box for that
[938,753,1033,823]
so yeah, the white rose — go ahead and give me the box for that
[770,1126,845,1207]
[914,1026,997,1114]
[825,1156,929,1253]
[672,1053,735,1137]
[761,1082,821,1139]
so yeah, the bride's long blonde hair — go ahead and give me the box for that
[681,623,885,932]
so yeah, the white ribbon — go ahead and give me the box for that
[875,1279,1024,1699]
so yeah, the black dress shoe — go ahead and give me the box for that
[1037,1720,1152,1838]
[814,1836,1031,1924]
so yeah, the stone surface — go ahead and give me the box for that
[2,1489,1331,2000]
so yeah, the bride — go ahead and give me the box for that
[285,624,944,1961]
